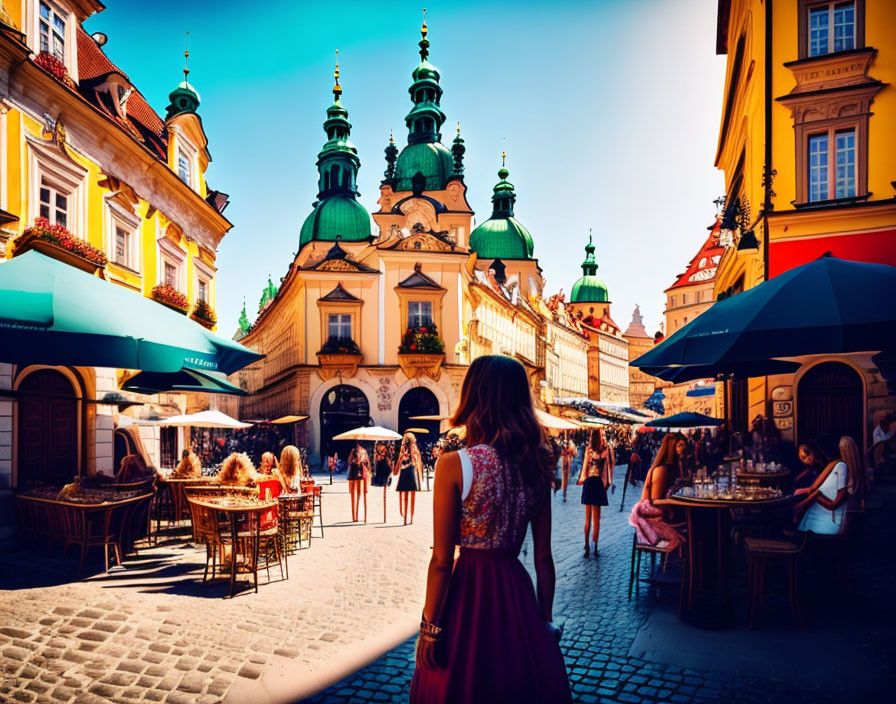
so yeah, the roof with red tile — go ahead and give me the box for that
[75,28,167,159]
[665,216,726,292]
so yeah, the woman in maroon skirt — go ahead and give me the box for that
[411,355,571,704]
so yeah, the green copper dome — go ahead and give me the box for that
[300,62,373,249]
[570,233,609,303]
[391,19,455,193]
[300,197,372,247]
[469,160,534,260]
[395,142,455,192]
[165,79,200,118]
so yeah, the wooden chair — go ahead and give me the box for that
[301,481,324,538]
[628,533,678,600]
[744,533,807,629]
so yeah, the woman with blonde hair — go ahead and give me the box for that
[410,355,570,702]
[578,428,615,556]
[278,445,302,493]
[396,432,422,525]
[216,452,257,486]
[259,451,278,476]
[795,435,863,533]
[628,433,687,552]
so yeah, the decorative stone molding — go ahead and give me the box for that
[397,353,444,381]
[316,353,362,381]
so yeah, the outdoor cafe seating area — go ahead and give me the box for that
[14,467,325,597]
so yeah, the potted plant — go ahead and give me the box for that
[14,217,107,274]
[398,323,445,380]
[190,299,218,329]
[317,337,362,380]
[151,284,189,314]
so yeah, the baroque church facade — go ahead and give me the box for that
[233,22,600,459]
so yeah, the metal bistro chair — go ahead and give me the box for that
[301,480,324,538]
[278,494,314,554]
[628,532,679,600]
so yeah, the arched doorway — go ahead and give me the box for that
[320,385,370,459]
[17,369,78,486]
[398,387,441,451]
[797,361,863,456]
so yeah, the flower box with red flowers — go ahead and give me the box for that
[34,52,76,88]
[14,217,107,274]
[151,284,190,314]
[317,337,362,381]
[190,300,218,329]
[398,323,445,380]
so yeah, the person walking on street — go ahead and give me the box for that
[347,442,370,523]
[396,432,422,525]
[560,434,576,502]
[578,428,614,557]
[410,355,571,703]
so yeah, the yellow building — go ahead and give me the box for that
[713,0,895,449]
[0,2,231,489]
[235,23,592,459]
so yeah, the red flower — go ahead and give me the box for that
[410,343,417,351]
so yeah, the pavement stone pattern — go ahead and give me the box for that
[0,478,435,704]
[305,454,895,704]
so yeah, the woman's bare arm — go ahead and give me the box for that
[530,495,555,622]
[421,452,462,623]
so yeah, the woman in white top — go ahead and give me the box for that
[795,436,860,535]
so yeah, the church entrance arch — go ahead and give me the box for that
[320,384,371,460]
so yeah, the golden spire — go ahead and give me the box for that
[183,31,190,81]
[457,122,461,135]
[502,150,506,168]
[419,8,430,60]
[333,49,342,99]
[389,128,394,145]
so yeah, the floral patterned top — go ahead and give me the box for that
[460,444,545,552]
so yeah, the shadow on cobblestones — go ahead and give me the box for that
[303,467,896,704]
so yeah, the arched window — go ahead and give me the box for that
[330,164,340,189]
[320,385,371,458]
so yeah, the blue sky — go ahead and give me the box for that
[85,0,726,338]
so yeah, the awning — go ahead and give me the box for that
[0,250,262,374]
[686,386,717,398]
[121,369,245,396]
[157,410,252,429]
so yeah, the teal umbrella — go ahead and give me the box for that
[0,251,261,374]
[121,369,246,395]
[632,255,896,382]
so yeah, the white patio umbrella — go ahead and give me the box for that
[332,426,402,442]
[157,409,253,429]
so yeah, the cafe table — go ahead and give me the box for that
[186,496,278,598]
[656,492,795,629]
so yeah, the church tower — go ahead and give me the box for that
[373,16,474,247]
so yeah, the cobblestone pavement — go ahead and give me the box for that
[0,478,436,704]
[306,460,896,704]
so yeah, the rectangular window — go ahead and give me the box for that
[164,262,177,288]
[328,313,352,341]
[198,279,208,303]
[114,226,129,266]
[834,128,856,199]
[38,178,68,227]
[808,128,856,202]
[408,301,433,329]
[177,150,191,185]
[807,2,855,56]
[39,1,66,61]
[681,293,688,305]
[808,133,829,202]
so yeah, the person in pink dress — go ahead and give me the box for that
[411,355,571,704]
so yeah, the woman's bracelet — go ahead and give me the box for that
[420,617,443,640]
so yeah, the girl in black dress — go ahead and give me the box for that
[578,428,614,556]
[347,442,370,523]
[395,432,422,525]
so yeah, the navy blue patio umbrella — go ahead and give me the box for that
[646,412,724,428]
[632,254,896,381]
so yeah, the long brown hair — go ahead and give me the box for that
[589,428,607,452]
[451,355,553,489]
[650,433,686,473]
